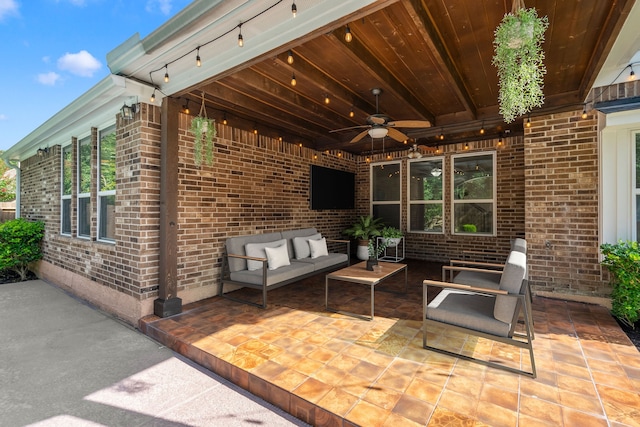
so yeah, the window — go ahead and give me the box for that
[452,152,496,235]
[98,125,116,242]
[61,144,72,235]
[77,136,91,238]
[408,157,444,233]
[371,161,401,228]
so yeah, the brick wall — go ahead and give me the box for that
[524,108,607,299]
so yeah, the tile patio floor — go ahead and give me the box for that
[140,260,640,426]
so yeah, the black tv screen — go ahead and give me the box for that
[310,165,355,210]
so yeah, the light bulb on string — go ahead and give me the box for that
[164,65,169,83]
[238,24,244,47]
[480,121,485,135]
[291,72,297,86]
[287,50,294,65]
[344,25,353,43]
[291,2,297,17]
[150,90,156,103]
[629,65,636,81]
[526,114,532,127]
[581,106,588,119]
[222,112,228,125]
[324,94,330,105]
[349,108,354,118]
[196,47,201,67]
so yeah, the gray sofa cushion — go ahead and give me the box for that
[229,261,314,287]
[453,270,501,289]
[226,232,283,272]
[295,253,349,271]
[281,228,318,259]
[292,233,322,259]
[494,251,527,324]
[511,238,527,254]
[427,289,510,337]
[245,239,288,271]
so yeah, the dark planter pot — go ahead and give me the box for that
[366,258,378,271]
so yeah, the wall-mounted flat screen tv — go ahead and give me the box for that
[310,165,355,210]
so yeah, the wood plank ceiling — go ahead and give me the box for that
[180,0,634,155]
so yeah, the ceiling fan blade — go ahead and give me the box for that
[350,129,370,143]
[387,127,409,142]
[387,120,432,128]
[329,125,369,133]
[369,115,386,125]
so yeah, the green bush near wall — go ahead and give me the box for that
[601,240,640,328]
[0,218,45,281]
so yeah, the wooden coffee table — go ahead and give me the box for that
[325,261,407,321]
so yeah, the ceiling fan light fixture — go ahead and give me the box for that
[368,127,388,139]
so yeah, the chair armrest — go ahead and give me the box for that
[449,259,504,269]
[423,279,508,295]
[227,253,268,263]
[442,265,503,282]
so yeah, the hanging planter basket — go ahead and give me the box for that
[189,93,217,166]
[492,1,549,123]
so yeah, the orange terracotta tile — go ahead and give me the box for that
[479,383,518,412]
[562,407,609,427]
[438,389,478,418]
[558,389,605,415]
[363,385,402,410]
[475,401,517,427]
[346,399,391,427]
[518,395,563,425]
[382,412,423,427]
[392,393,434,425]
[427,406,476,427]
[293,377,333,404]
[291,356,325,376]
[317,387,359,417]
[405,376,444,404]
[271,368,308,391]
[350,360,386,382]
[313,365,349,387]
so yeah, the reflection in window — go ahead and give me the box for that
[371,162,401,228]
[77,136,91,238]
[452,153,496,235]
[61,144,72,235]
[408,158,444,233]
[98,125,116,242]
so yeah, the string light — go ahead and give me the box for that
[291,1,297,17]
[196,47,201,67]
[164,65,169,83]
[464,142,469,150]
[629,65,636,81]
[324,94,330,105]
[497,134,503,147]
[291,72,297,86]
[150,90,156,103]
[287,50,294,65]
[253,123,258,134]
[222,112,228,125]
[183,99,190,114]
[439,131,444,141]
[344,25,353,43]
[480,121,485,135]
[237,24,244,47]
[526,114,532,127]
[349,107,354,118]
[581,105,588,119]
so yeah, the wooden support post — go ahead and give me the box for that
[154,97,182,317]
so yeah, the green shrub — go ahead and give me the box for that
[462,224,477,233]
[600,240,640,328]
[0,218,45,281]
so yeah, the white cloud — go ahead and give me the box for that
[42,56,51,64]
[38,72,62,86]
[0,0,19,21]
[57,50,102,77]
[146,0,172,15]
[0,114,7,121]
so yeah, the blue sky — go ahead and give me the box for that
[0,0,192,152]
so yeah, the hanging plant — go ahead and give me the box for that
[492,2,549,123]
[189,92,216,166]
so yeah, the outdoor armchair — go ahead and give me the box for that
[423,250,536,377]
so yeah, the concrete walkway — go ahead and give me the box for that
[0,280,308,427]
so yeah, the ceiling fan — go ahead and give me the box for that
[330,88,431,143]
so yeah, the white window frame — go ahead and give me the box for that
[451,151,497,236]
[370,160,402,229]
[60,144,73,236]
[407,157,445,234]
[77,135,91,239]
[97,125,116,243]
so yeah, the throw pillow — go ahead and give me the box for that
[245,239,287,270]
[309,237,329,259]
[264,244,291,270]
[293,233,322,259]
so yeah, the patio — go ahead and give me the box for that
[140,260,640,426]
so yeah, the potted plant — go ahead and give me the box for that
[343,215,384,260]
[366,239,387,270]
[600,240,640,329]
[190,93,217,166]
[381,226,403,248]
[492,3,548,123]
